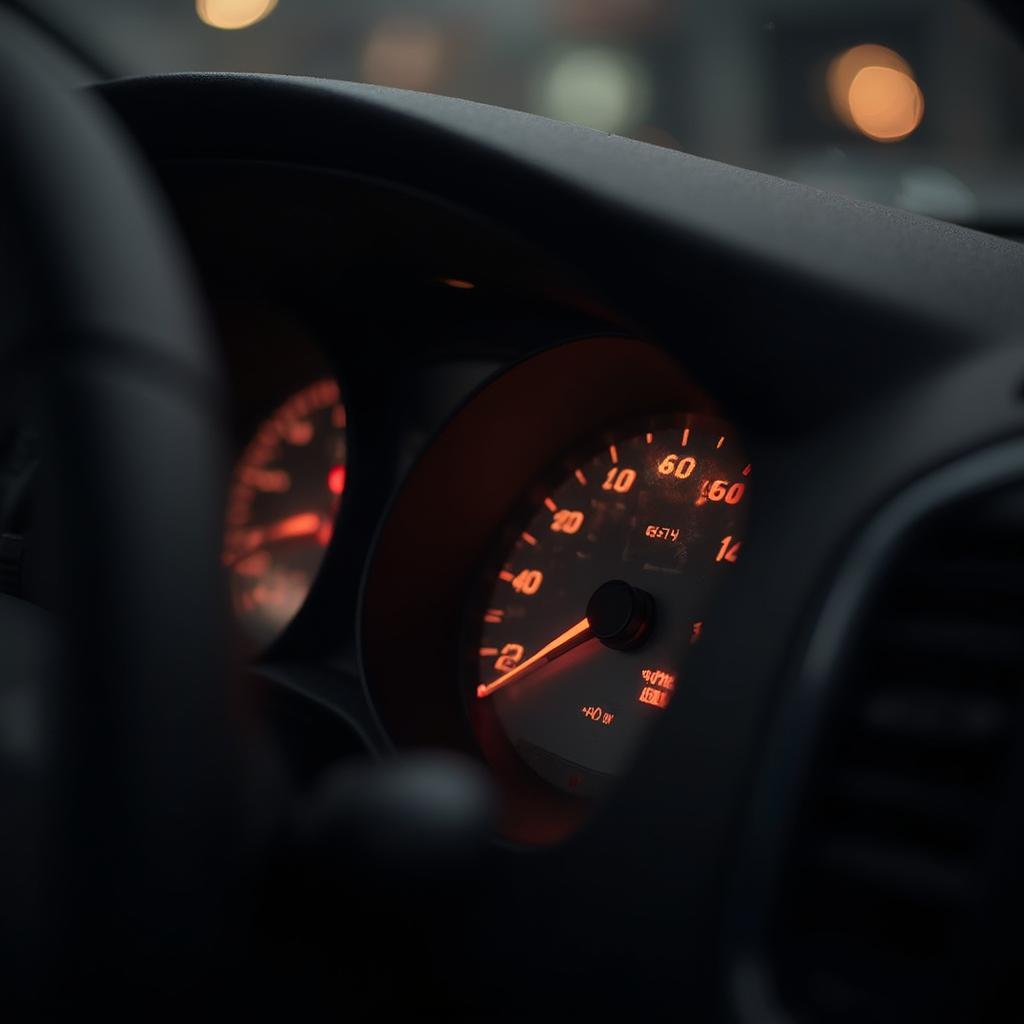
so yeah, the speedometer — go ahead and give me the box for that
[468,417,749,799]
[223,378,347,649]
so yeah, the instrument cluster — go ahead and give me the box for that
[219,304,751,843]
[360,336,752,843]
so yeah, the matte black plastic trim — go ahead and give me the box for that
[727,434,1024,1024]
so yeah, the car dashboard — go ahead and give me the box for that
[4,65,1024,1020]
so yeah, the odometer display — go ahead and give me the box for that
[469,417,748,799]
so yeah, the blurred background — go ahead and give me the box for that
[22,0,1024,228]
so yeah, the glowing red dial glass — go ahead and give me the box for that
[223,379,347,648]
[469,417,749,799]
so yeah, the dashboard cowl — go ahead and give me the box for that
[93,75,1024,355]
[772,480,1024,1022]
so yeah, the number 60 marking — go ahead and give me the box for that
[657,454,697,479]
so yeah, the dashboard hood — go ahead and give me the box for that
[97,73,1024,348]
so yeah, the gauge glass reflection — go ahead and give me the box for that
[223,378,347,648]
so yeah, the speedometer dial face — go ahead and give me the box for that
[223,379,347,649]
[469,417,748,799]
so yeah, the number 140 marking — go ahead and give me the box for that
[717,536,741,563]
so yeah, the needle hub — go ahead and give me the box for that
[585,580,655,651]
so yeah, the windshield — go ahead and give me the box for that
[20,0,1024,228]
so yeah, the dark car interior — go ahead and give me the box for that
[1,1,1023,1018]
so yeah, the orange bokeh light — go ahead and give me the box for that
[196,0,276,31]
[827,44,924,142]
[848,66,924,142]
[362,17,447,92]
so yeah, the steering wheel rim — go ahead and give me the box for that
[0,12,239,1003]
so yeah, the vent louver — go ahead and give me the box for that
[773,482,1024,1022]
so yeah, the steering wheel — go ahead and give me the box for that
[0,16,495,1011]
[0,13,238,1005]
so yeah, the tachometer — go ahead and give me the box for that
[468,417,748,799]
[223,378,347,648]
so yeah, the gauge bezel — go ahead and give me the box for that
[359,336,729,843]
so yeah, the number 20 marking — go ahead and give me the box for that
[551,509,584,534]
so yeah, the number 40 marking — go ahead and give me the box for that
[717,536,742,563]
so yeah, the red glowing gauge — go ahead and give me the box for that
[468,417,748,800]
[223,378,347,648]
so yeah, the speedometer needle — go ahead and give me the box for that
[476,617,592,699]
[225,512,322,565]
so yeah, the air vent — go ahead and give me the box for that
[772,482,1024,1023]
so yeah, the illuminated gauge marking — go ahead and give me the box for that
[469,418,748,799]
[223,378,347,648]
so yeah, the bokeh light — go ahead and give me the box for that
[31,1,1024,225]
[827,44,923,143]
[555,0,665,38]
[848,66,924,141]
[196,0,277,32]
[361,17,448,93]
[536,46,652,135]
